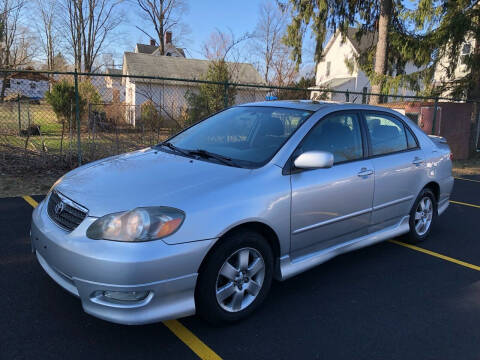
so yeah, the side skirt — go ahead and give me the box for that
[279,216,410,280]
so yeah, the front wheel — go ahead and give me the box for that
[195,230,273,324]
[404,188,437,243]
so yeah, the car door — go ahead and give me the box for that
[362,111,425,232]
[290,111,375,258]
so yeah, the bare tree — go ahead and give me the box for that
[270,45,298,87]
[202,29,252,81]
[33,0,60,71]
[0,0,37,100]
[249,1,299,86]
[251,1,288,84]
[136,0,188,55]
[63,0,123,72]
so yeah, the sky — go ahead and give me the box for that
[110,0,315,73]
[116,0,266,61]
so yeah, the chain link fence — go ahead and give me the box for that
[0,69,479,175]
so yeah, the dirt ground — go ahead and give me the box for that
[452,156,480,176]
[0,172,64,198]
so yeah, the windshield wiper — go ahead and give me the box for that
[157,142,191,157]
[187,149,239,167]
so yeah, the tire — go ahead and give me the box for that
[195,229,274,324]
[404,188,437,244]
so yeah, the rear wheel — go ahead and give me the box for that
[195,229,273,324]
[404,188,437,243]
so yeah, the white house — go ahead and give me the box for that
[310,28,418,102]
[0,72,50,99]
[122,52,266,126]
[103,67,126,103]
[433,37,476,98]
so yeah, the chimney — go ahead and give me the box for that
[150,39,155,46]
[165,31,172,45]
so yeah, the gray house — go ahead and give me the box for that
[122,52,266,125]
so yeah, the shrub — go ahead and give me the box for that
[140,100,161,129]
[45,80,85,126]
[79,80,103,111]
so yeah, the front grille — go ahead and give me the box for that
[47,191,88,231]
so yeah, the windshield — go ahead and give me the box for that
[165,106,312,167]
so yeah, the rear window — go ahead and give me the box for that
[365,114,408,155]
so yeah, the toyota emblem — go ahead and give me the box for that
[54,201,65,215]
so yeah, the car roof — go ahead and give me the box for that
[238,100,332,111]
[238,100,402,115]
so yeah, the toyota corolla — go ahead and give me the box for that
[30,101,453,324]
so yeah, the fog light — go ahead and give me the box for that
[102,290,149,302]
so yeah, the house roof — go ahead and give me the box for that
[9,72,50,82]
[319,77,355,88]
[135,43,157,54]
[136,43,186,57]
[123,52,264,84]
[345,28,377,54]
[324,28,377,56]
[106,68,122,75]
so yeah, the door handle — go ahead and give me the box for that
[412,157,425,165]
[357,168,374,177]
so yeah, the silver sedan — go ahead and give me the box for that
[30,101,453,324]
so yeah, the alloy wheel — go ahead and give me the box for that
[414,196,433,236]
[215,247,266,313]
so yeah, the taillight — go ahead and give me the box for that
[449,153,454,160]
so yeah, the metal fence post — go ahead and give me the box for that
[345,90,350,102]
[74,68,82,165]
[17,94,21,135]
[431,97,439,135]
[224,81,229,108]
[362,87,367,104]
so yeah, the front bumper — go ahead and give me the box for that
[31,197,215,325]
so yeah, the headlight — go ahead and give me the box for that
[86,207,185,242]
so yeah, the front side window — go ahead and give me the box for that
[365,113,408,155]
[298,112,364,164]
[167,106,312,167]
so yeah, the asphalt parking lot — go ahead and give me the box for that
[1,176,480,360]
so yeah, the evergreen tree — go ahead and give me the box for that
[185,60,237,125]
[398,1,479,154]
[283,0,420,103]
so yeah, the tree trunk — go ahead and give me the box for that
[370,0,392,105]
[468,34,480,156]
[0,73,8,102]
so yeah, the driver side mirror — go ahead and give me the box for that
[294,151,334,169]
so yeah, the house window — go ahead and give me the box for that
[462,42,472,55]
[326,61,331,77]
[461,42,472,65]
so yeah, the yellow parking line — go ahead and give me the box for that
[22,196,38,208]
[454,177,480,183]
[21,196,222,360]
[389,239,480,272]
[164,320,222,360]
[450,200,480,209]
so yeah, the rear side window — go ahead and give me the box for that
[299,113,363,163]
[365,114,408,155]
[406,127,418,149]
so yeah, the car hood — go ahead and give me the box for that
[55,148,251,216]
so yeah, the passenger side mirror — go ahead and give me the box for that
[293,151,334,169]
